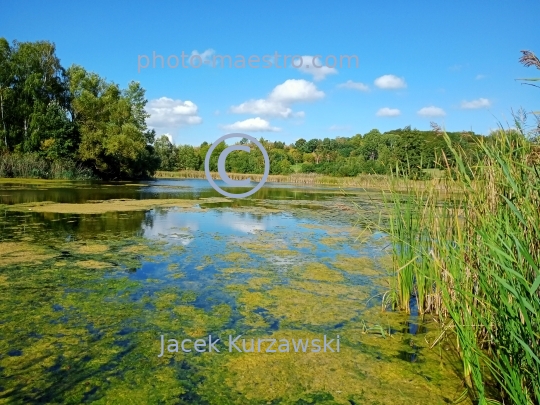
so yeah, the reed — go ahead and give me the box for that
[383,125,540,404]
[0,153,96,180]
[155,169,451,191]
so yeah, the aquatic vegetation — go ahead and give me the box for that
[384,128,540,404]
[295,262,344,282]
[0,242,56,266]
[332,255,380,276]
[319,236,349,246]
[6,198,201,214]
[193,329,466,405]
[75,259,114,269]
[0,180,471,403]
[74,243,109,254]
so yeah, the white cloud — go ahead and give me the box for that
[376,107,401,117]
[296,55,338,81]
[461,98,491,109]
[475,74,486,80]
[190,48,215,65]
[221,117,281,132]
[269,79,325,103]
[230,99,293,118]
[230,79,323,119]
[374,74,407,89]
[417,106,446,117]
[146,97,202,128]
[337,80,369,91]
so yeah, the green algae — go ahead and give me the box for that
[74,259,114,269]
[5,198,200,214]
[74,243,110,254]
[0,242,56,266]
[332,255,381,276]
[0,183,471,404]
[319,236,349,246]
[295,262,344,282]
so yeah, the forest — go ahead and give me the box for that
[155,126,483,179]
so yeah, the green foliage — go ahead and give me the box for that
[0,38,159,179]
[155,127,482,178]
[384,123,540,404]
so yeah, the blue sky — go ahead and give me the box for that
[2,1,539,145]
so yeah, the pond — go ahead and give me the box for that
[0,179,467,404]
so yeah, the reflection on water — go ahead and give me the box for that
[0,178,353,205]
[0,179,466,404]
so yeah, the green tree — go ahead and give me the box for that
[68,65,158,178]
[177,144,200,170]
[155,135,176,170]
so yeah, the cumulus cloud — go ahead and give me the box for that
[269,79,325,103]
[417,106,446,117]
[376,107,401,117]
[230,99,293,118]
[460,98,491,109]
[230,79,323,119]
[296,55,338,81]
[221,117,281,132]
[146,97,202,128]
[337,80,369,91]
[374,74,407,89]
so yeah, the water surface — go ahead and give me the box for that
[0,179,467,404]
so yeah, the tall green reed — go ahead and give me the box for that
[385,125,540,404]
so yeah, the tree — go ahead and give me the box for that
[302,138,320,153]
[155,135,176,171]
[361,129,382,161]
[295,138,306,151]
[394,127,426,173]
[0,38,12,149]
[177,145,200,170]
[68,65,158,178]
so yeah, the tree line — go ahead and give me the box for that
[156,125,484,180]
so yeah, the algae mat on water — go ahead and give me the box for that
[4,197,232,214]
[0,192,469,404]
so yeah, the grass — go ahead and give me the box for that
[381,124,540,404]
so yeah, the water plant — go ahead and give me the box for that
[384,122,540,404]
